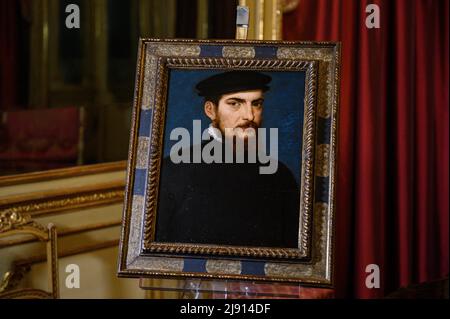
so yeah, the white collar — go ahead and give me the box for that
[207,124,223,143]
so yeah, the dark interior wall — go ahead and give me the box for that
[175,0,198,38]
[0,0,30,110]
[207,0,237,39]
[175,0,237,39]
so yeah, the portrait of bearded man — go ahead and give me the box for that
[155,70,300,248]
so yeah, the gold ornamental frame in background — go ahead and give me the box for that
[0,211,59,299]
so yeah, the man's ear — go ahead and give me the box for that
[204,101,217,121]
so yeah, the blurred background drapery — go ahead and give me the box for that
[284,0,449,298]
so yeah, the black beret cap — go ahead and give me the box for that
[195,70,271,97]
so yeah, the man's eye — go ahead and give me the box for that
[228,101,240,107]
[253,102,263,108]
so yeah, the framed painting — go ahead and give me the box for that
[118,39,340,286]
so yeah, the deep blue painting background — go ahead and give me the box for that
[163,69,305,184]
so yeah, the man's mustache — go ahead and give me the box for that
[235,122,258,129]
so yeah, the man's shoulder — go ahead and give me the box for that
[276,160,294,175]
[161,148,204,177]
[270,160,299,189]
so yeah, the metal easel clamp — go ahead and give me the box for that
[235,6,249,40]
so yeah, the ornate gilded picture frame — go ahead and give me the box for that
[118,39,340,286]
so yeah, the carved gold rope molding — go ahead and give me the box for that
[0,181,125,218]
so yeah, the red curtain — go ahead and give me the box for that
[284,0,449,298]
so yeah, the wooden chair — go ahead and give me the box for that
[0,211,59,299]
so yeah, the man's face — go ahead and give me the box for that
[204,90,264,140]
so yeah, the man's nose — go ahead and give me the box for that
[241,103,254,121]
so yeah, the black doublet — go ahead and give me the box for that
[155,142,300,248]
